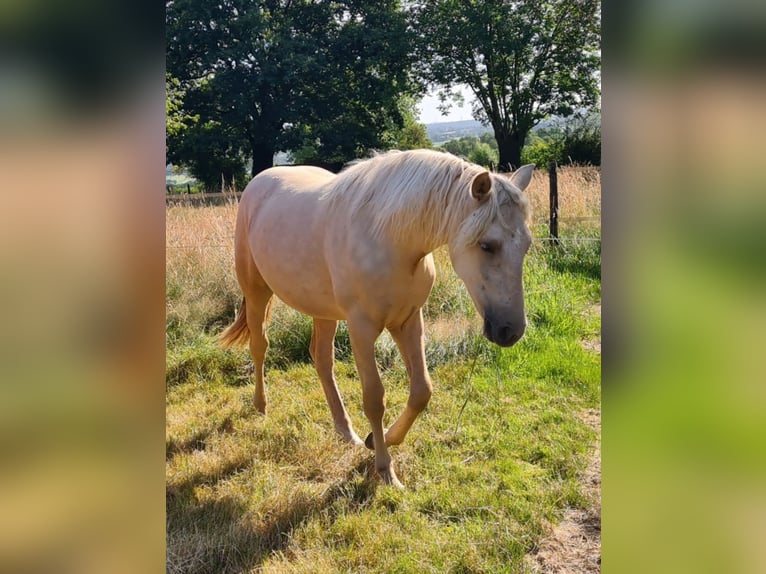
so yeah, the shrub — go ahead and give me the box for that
[560,124,601,166]
[522,111,601,167]
[521,135,563,168]
[468,142,499,168]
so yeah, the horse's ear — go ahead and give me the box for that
[471,171,492,201]
[509,164,535,191]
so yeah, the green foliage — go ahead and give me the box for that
[521,133,563,168]
[168,118,249,191]
[292,94,432,168]
[440,137,475,158]
[440,134,498,165]
[166,73,247,190]
[437,135,499,168]
[560,115,601,166]
[167,1,420,178]
[395,122,431,150]
[165,74,250,190]
[386,96,433,150]
[289,141,324,167]
[522,111,601,167]
[417,0,601,169]
[467,141,498,168]
[165,74,196,139]
[388,118,432,151]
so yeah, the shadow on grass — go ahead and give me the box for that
[166,343,248,387]
[167,448,380,574]
[166,417,235,461]
[542,240,601,280]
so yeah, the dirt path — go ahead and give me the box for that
[527,302,601,573]
[527,409,601,573]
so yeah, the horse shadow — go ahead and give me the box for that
[542,241,601,280]
[167,447,379,574]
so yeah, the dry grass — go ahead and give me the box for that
[166,202,241,336]
[524,166,601,248]
[524,166,601,224]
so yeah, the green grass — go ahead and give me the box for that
[166,237,600,574]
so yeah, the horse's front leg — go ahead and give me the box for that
[347,312,403,488]
[377,308,433,447]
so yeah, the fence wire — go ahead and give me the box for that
[166,235,600,250]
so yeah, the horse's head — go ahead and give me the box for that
[448,165,534,347]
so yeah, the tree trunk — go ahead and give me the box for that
[250,142,275,177]
[495,130,524,172]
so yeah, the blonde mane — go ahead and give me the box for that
[322,149,529,247]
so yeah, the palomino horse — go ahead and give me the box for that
[221,149,533,487]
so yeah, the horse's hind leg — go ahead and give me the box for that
[310,319,364,446]
[245,287,273,414]
[233,214,273,414]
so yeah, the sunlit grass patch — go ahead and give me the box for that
[166,348,598,573]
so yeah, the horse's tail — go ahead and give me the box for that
[220,299,250,349]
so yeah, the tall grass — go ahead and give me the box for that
[525,166,601,224]
[166,202,241,340]
[165,166,601,573]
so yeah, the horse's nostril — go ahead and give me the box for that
[498,325,512,342]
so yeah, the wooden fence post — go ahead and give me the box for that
[548,161,559,245]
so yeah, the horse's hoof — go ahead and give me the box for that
[364,432,375,450]
[253,396,267,415]
[350,435,365,447]
[339,429,365,447]
[378,467,404,489]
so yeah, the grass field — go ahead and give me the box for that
[166,167,601,573]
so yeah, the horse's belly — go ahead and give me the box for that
[262,270,345,320]
[249,231,344,320]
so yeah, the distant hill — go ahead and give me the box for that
[425,120,490,144]
[425,116,570,144]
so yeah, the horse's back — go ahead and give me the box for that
[238,165,335,231]
[243,165,334,200]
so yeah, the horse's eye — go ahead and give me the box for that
[480,242,495,254]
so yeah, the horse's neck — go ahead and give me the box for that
[385,189,471,255]
[333,155,475,253]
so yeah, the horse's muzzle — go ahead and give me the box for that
[483,313,526,347]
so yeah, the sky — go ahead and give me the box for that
[416,85,475,124]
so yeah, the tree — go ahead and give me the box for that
[558,109,601,165]
[520,132,562,168]
[167,0,418,180]
[440,134,497,161]
[290,95,430,170]
[165,74,194,142]
[468,142,498,168]
[416,0,600,170]
[169,119,250,190]
[441,136,476,158]
[166,74,249,189]
[521,108,601,166]
[385,96,433,151]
